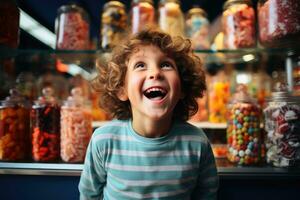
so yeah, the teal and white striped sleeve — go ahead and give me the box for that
[191,138,219,199]
[78,134,107,200]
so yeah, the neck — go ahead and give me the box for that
[132,117,173,138]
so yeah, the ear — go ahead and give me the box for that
[117,87,128,101]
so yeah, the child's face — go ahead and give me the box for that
[118,45,183,122]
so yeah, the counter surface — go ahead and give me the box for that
[1,159,300,179]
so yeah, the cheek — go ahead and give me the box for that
[126,73,143,95]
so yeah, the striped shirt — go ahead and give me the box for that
[79,119,219,200]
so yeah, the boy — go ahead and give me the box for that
[79,29,219,199]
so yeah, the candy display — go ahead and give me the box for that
[258,0,300,48]
[264,84,300,167]
[60,88,92,163]
[185,7,210,50]
[227,85,262,165]
[293,57,300,95]
[131,0,155,34]
[55,4,90,50]
[31,87,60,162]
[0,89,30,161]
[222,0,256,49]
[0,0,19,48]
[101,1,127,49]
[158,0,184,37]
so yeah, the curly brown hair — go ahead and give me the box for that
[92,29,206,121]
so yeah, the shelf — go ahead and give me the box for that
[1,47,299,65]
[92,121,227,129]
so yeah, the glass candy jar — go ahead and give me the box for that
[158,0,185,37]
[222,0,256,49]
[60,88,92,163]
[0,0,19,48]
[55,3,90,50]
[208,72,230,123]
[131,0,155,34]
[258,0,300,48]
[31,87,60,162]
[227,85,262,165]
[264,84,300,167]
[0,89,30,161]
[185,6,210,50]
[101,1,127,50]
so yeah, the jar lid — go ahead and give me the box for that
[132,0,154,5]
[103,1,126,10]
[223,0,252,10]
[187,6,207,18]
[34,87,57,106]
[268,83,300,103]
[0,88,29,108]
[63,87,85,107]
[159,0,181,5]
[57,3,87,15]
[230,84,256,104]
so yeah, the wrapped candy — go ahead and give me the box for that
[264,83,300,167]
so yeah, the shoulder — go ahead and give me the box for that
[91,119,129,145]
[172,121,209,144]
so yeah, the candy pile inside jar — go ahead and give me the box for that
[0,89,30,161]
[101,1,127,50]
[227,85,262,165]
[208,80,230,123]
[264,83,300,167]
[31,87,61,162]
[131,0,155,34]
[258,0,300,47]
[60,88,92,163]
[222,0,256,49]
[55,4,90,50]
[158,0,185,37]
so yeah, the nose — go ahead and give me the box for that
[149,66,162,80]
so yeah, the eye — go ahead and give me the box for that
[134,62,145,69]
[161,61,174,69]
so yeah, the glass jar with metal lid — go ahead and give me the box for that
[60,87,92,163]
[186,6,210,50]
[131,0,155,34]
[55,3,90,50]
[258,0,300,48]
[222,0,256,49]
[31,87,61,162]
[227,84,262,165]
[0,89,30,161]
[101,1,127,50]
[264,83,300,167]
[0,0,19,49]
[158,0,184,37]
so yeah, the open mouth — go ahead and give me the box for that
[143,87,167,100]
